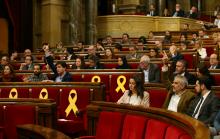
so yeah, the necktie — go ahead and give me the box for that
[192,97,204,117]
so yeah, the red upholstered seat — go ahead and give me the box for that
[103,63,118,69]
[109,74,130,102]
[182,53,196,69]
[0,88,30,98]
[95,111,124,139]
[212,73,220,86]
[144,119,169,139]
[121,114,148,139]
[165,126,190,139]
[4,105,36,139]
[148,88,167,108]
[204,45,215,57]
[179,134,192,139]
[57,87,90,134]
[31,87,60,104]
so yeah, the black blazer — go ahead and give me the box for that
[173,9,185,17]
[45,55,73,82]
[186,92,220,126]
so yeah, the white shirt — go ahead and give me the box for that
[143,68,149,83]
[214,19,220,28]
[167,94,181,112]
[194,91,211,119]
[197,48,207,59]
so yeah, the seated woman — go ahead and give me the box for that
[194,40,207,59]
[116,56,130,69]
[117,74,150,108]
[0,64,18,82]
[103,48,115,59]
[72,56,86,70]
[149,48,160,58]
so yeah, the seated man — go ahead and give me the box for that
[43,46,72,82]
[139,55,160,83]
[172,3,185,17]
[161,61,195,113]
[0,55,9,72]
[19,55,34,70]
[209,53,220,69]
[173,60,196,85]
[25,64,48,82]
[186,76,220,126]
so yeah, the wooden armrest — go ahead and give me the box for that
[17,124,71,139]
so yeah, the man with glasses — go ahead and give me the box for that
[19,55,34,70]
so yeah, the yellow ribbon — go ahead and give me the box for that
[39,88,48,99]
[9,88,18,99]
[91,75,101,83]
[65,89,78,117]
[115,75,126,93]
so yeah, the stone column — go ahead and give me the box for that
[158,0,166,16]
[69,0,81,45]
[41,0,65,47]
[85,0,97,45]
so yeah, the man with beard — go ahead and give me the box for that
[161,60,195,113]
[26,64,48,82]
[186,77,220,126]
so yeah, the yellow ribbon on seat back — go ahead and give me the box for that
[91,75,101,83]
[39,88,48,99]
[115,75,126,93]
[65,89,79,117]
[9,88,18,99]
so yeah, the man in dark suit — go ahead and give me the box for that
[43,46,72,82]
[139,55,160,83]
[186,76,220,126]
[172,4,185,17]
[209,53,220,69]
[146,4,158,16]
[173,60,196,85]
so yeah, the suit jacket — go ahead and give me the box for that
[139,63,160,83]
[210,64,220,69]
[21,63,34,70]
[45,55,73,82]
[162,71,195,113]
[173,71,196,85]
[186,92,220,125]
[173,9,185,17]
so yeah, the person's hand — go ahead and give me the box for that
[19,63,26,70]
[162,51,169,63]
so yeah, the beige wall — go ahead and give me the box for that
[0,18,8,54]
[203,0,220,15]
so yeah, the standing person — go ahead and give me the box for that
[186,76,220,126]
[214,14,220,28]
[172,4,185,17]
[117,74,150,108]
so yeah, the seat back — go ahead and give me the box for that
[0,88,30,98]
[4,105,36,139]
[96,111,124,139]
[121,114,147,139]
[165,125,191,139]
[144,119,169,139]
[147,88,167,108]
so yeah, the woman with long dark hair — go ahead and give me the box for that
[0,64,17,82]
[116,56,130,69]
[117,74,150,108]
